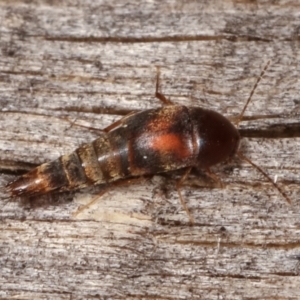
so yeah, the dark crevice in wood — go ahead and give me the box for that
[56,106,135,115]
[44,35,272,43]
[239,123,300,138]
[0,160,37,175]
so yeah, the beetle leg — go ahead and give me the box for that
[64,112,136,133]
[175,167,195,224]
[103,111,136,132]
[237,151,291,204]
[205,167,224,188]
[106,65,176,132]
[72,176,151,217]
[62,116,107,133]
[106,66,176,132]
[155,66,174,105]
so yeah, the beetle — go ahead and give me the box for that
[7,62,290,222]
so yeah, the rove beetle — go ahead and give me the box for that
[7,62,290,223]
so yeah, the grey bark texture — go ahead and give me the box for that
[1,1,300,299]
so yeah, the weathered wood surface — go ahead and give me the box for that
[1,1,300,299]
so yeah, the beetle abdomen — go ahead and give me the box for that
[7,132,122,197]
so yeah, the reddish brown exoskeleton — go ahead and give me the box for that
[7,62,291,222]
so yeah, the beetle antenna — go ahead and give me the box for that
[237,151,291,204]
[236,60,271,128]
[235,62,292,205]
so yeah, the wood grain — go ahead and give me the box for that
[1,1,300,299]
